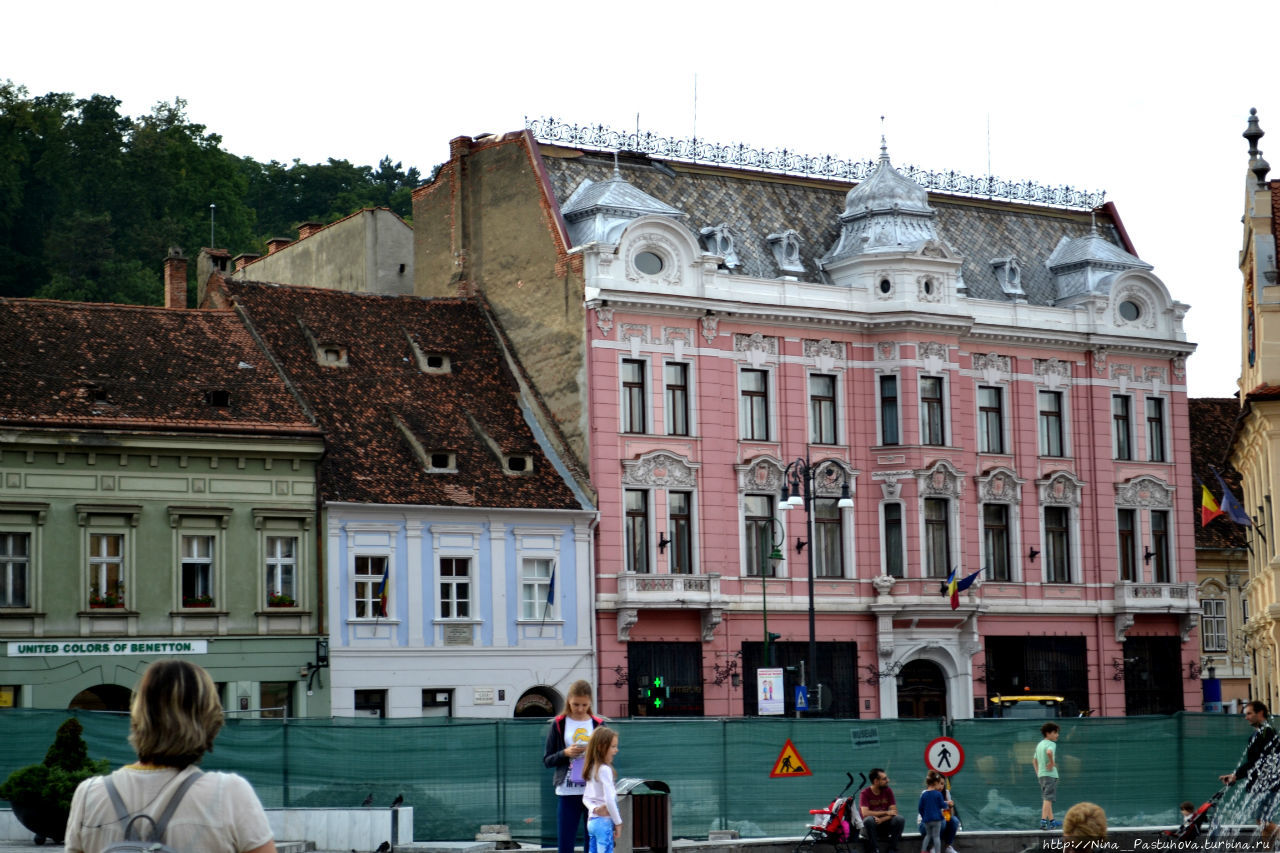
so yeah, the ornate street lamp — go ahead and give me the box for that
[761,519,784,668]
[778,457,854,706]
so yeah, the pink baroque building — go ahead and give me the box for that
[412,125,1199,719]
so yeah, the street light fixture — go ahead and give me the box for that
[777,457,854,708]
[761,519,785,668]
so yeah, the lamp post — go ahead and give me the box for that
[761,519,784,668]
[779,457,854,708]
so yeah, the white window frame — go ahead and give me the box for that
[667,490,696,575]
[624,488,651,574]
[352,553,390,620]
[0,530,32,609]
[90,532,126,608]
[1148,509,1173,583]
[1041,505,1076,584]
[438,556,472,619]
[520,557,555,621]
[1145,396,1168,463]
[977,384,1007,455]
[1112,394,1134,461]
[742,493,779,578]
[980,502,1015,582]
[265,535,298,607]
[180,533,216,607]
[1038,389,1068,457]
[812,497,845,578]
[878,373,901,446]
[664,360,694,437]
[620,356,650,435]
[918,374,948,446]
[808,372,840,446]
[739,367,773,441]
[881,502,905,578]
[921,496,953,579]
[1202,598,1227,652]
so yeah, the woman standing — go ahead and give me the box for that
[65,659,276,853]
[543,680,603,853]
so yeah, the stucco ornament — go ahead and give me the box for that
[1115,475,1173,509]
[1172,354,1186,382]
[876,342,897,361]
[1114,612,1135,644]
[594,305,615,336]
[973,353,1011,384]
[917,460,963,498]
[1092,348,1109,376]
[737,456,784,493]
[1034,357,1073,388]
[700,312,719,344]
[701,609,723,642]
[918,341,948,374]
[1039,471,1083,507]
[625,234,682,287]
[622,450,700,488]
[874,469,912,500]
[804,338,845,373]
[813,460,856,498]
[872,575,897,598]
[916,274,943,303]
[617,608,639,642]
[1113,286,1156,329]
[977,466,1023,504]
[663,327,693,361]
[735,333,778,368]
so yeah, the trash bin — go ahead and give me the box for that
[615,778,671,853]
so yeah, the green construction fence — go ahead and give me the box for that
[0,711,1248,842]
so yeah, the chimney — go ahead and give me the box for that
[164,247,188,309]
[266,237,291,255]
[297,222,324,239]
[233,253,261,272]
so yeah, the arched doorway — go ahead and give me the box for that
[896,659,947,719]
[513,686,559,718]
[69,684,132,712]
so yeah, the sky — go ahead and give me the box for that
[6,1,1278,399]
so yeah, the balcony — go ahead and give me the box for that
[1113,582,1198,642]
[614,572,725,642]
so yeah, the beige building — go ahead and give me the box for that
[1228,108,1280,708]
[196,207,413,304]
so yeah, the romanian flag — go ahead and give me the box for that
[375,570,389,618]
[1201,483,1224,527]
[950,569,982,609]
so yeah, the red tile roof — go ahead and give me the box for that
[0,298,318,437]
[1189,397,1247,550]
[215,279,582,510]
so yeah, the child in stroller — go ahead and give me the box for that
[1162,788,1224,842]
[794,773,866,853]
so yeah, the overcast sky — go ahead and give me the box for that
[8,1,1278,399]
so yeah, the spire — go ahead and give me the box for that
[1245,108,1271,186]
[879,115,889,163]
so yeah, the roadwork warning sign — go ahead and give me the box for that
[770,738,813,778]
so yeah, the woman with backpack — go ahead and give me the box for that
[543,680,605,853]
[65,659,276,853]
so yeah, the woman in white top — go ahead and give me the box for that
[581,726,622,853]
[65,659,276,853]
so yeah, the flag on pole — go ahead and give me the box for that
[375,570,389,617]
[1213,470,1254,528]
[1200,483,1224,527]
[951,569,983,610]
[943,567,957,607]
[546,564,556,607]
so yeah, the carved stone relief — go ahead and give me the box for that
[917,274,943,303]
[804,338,845,373]
[1038,472,1082,507]
[622,451,699,488]
[1034,358,1073,388]
[917,460,964,498]
[700,313,719,344]
[625,234,682,287]
[617,608,639,642]
[1172,355,1186,383]
[876,342,897,361]
[734,333,778,368]
[595,305,615,336]
[620,324,649,359]
[1093,348,1109,376]
[813,460,856,498]
[918,342,949,374]
[976,467,1023,504]
[737,456,784,494]
[1114,287,1156,329]
[664,327,693,361]
[973,353,1011,384]
[1115,475,1174,509]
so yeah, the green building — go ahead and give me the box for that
[0,279,328,715]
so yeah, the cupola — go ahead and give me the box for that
[561,161,684,247]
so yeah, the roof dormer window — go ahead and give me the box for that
[204,389,231,408]
[504,454,534,475]
[319,345,349,368]
[424,353,451,373]
[428,452,457,472]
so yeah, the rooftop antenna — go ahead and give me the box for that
[986,113,992,178]
[613,149,620,178]
[692,73,698,162]
[209,203,216,248]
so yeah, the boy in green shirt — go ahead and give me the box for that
[1032,722,1061,830]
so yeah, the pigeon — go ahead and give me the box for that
[361,793,373,807]
[391,794,404,808]
[376,842,392,853]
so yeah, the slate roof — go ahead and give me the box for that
[1189,397,1248,550]
[537,148,1128,307]
[215,279,582,509]
[0,298,318,436]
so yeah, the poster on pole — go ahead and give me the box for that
[758,667,784,715]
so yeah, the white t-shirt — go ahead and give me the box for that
[582,763,621,826]
[555,717,595,797]
[65,765,274,853]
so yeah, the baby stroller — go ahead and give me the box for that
[794,772,866,853]
[1161,786,1226,843]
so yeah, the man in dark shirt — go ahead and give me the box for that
[1220,700,1280,844]
[859,768,904,853]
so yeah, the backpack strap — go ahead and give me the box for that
[103,767,204,843]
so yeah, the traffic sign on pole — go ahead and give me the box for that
[795,685,809,711]
[924,736,964,776]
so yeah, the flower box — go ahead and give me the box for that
[182,596,214,608]
[268,593,296,608]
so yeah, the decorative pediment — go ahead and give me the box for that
[918,341,949,374]
[737,456,785,493]
[975,466,1023,504]
[1115,475,1174,509]
[1038,471,1084,507]
[1034,357,1073,388]
[622,451,700,488]
[813,459,857,499]
[916,459,964,498]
